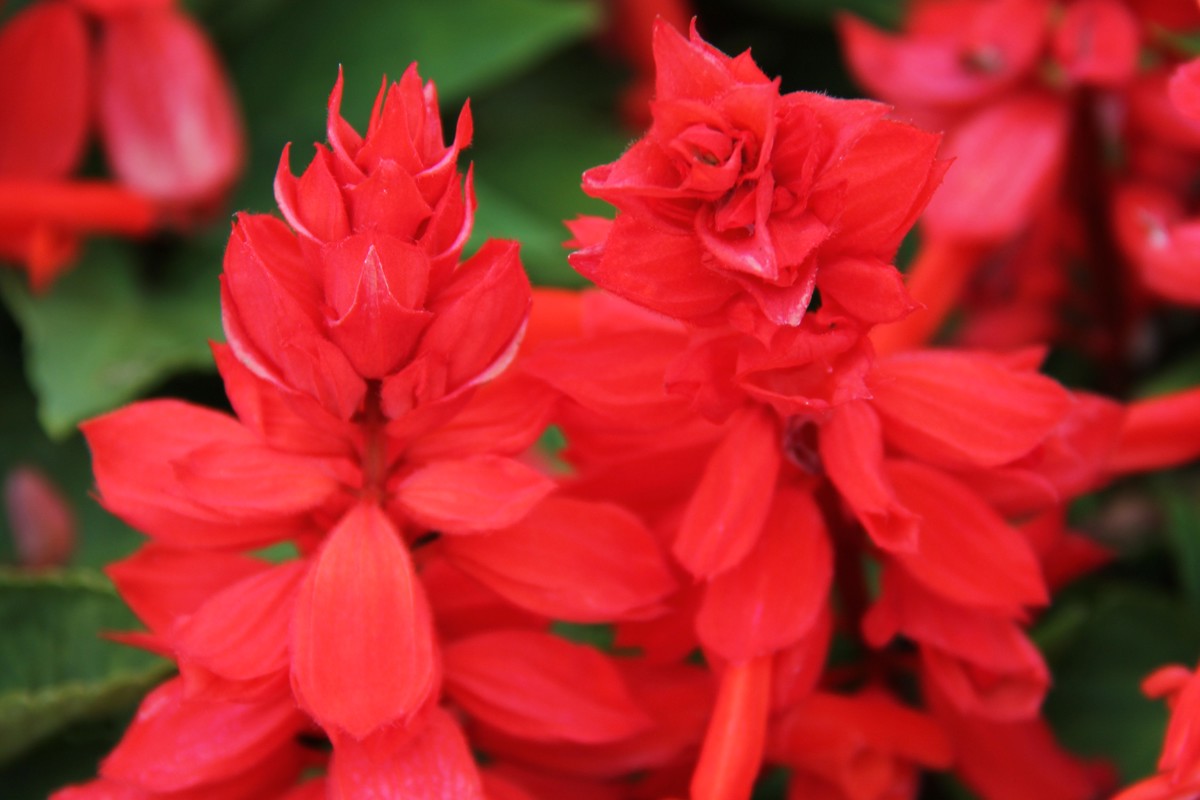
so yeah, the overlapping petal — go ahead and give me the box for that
[291,503,438,738]
[443,495,676,622]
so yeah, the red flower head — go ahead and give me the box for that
[223,71,520,423]
[220,213,530,422]
[275,66,474,272]
[0,0,243,288]
[576,21,946,331]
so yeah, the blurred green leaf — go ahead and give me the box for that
[1042,586,1200,781]
[0,237,223,439]
[1135,349,1200,398]
[0,569,170,765]
[0,714,132,799]
[741,0,900,27]
[473,178,583,286]
[0,301,150,570]
[1162,482,1200,613]
[467,49,631,285]
[228,0,603,215]
[551,621,616,651]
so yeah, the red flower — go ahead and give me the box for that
[94,2,245,215]
[576,21,945,330]
[0,0,243,288]
[275,66,474,270]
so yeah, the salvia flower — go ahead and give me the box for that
[60,68,677,797]
[575,20,946,331]
[0,0,243,288]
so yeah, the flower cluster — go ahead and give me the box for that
[840,0,1200,357]
[0,0,243,289]
[48,13,1200,800]
[56,66,679,798]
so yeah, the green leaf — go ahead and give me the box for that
[0,714,132,799]
[227,0,603,216]
[1134,349,1200,399]
[1161,480,1200,614]
[0,308,145,569]
[0,237,223,439]
[742,0,900,27]
[0,569,171,765]
[551,621,616,651]
[1042,586,1200,781]
[466,49,632,286]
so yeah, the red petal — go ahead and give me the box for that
[3,466,75,569]
[0,2,89,178]
[922,94,1068,242]
[322,235,434,377]
[292,503,438,738]
[346,159,433,238]
[171,560,306,683]
[100,678,301,792]
[674,406,781,578]
[275,144,351,242]
[815,118,945,259]
[886,461,1048,614]
[328,708,484,800]
[866,568,1048,720]
[1171,58,1200,122]
[404,373,554,461]
[1052,0,1140,88]
[571,215,739,321]
[819,400,919,552]
[83,400,307,548]
[837,4,1046,108]
[397,455,554,535]
[697,486,833,661]
[522,327,691,425]
[213,342,357,458]
[96,7,243,207]
[392,239,530,407]
[870,349,1072,468]
[770,690,953,771]
[106,544,268,635]
[1111,386,1200,474]
[443,630,652,744]
[651,19,767,104]
[222,215,366,419]
[443,496,676,622]
[933,707,1113,800]
[172,440,341,516]
[815,256,917,325]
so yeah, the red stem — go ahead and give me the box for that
[358,381,388,503]
[870,237,985,357]
[1110,385,1200,474]
[0,179,157,235]
[691,655,773,800]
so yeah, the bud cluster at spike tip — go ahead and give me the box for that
[46,12,1200,800]
[0,0,244,289]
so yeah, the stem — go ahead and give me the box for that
[359,381,388,503]
[0,179,157,235]
[1066,88,1131,392]
[691,655,773,800]
[870,238,985,357]
[1111,385,1200,474]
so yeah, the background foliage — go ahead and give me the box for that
[0,0,1196,796]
